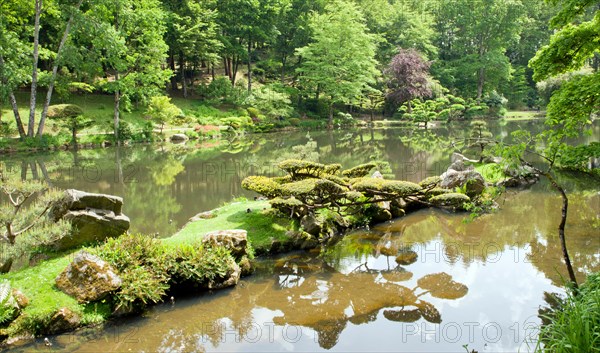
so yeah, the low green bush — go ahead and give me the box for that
[93,234,237,313]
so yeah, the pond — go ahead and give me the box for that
[4,121,600,352]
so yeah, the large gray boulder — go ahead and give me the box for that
[55,251,122,303]
[202,230,248,259]
[49,189,123,222]
[170,134,189,142]
[50,189,130,250]
[440,170,486,197]
[55,210,130,250]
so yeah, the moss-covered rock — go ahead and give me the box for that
[430,193,470,209]
[419,176,442,188]
[45,307,81,335]
[47,104,84,119]
[55,251,122,303]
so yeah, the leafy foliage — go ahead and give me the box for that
[296,0,379,123]
[93,233,236,312]
[0,174,68,272]
[245,85,294,120]
[146,96,184,134]
[536,272,600,353]
[385,48,432,108]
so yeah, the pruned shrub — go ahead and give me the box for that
[342,163,377,178]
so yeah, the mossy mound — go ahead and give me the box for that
[430,193,471,209]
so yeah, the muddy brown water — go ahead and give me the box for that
[3,122,599,352]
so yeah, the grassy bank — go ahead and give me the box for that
[504,110,545,120]
[0,253,109,338]
[168,199,293,253]
[0,199,294,341]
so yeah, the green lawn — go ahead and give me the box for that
[504,110,545,120]
[0,92,225,139]
[0,251,109,336]
[167,200,292,251]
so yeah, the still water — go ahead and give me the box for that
[3,122,600,352]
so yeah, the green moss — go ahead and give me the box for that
[430,193,470,208]
[352,178,422,197]
[419,176,442,188]
[322,174,349,186]
[344,191,364,200]
[341,162,377,178]
[324,164,342,175]
[270,197,304,208]
[168,200,291,252]
[424,187,452,197]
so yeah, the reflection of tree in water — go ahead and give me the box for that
[370,186,599,286]
[178,251,468,350]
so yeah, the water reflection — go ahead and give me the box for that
[2,121,596,236]
[16,181,599,353]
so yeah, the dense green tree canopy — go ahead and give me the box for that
[0,0,592,131]
[296,0,379,125]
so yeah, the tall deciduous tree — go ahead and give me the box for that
[164,0,221,97]
[433,0,525,100]
[296,0,379,126]
[0,0,31,140]
[272,0,324,83]
[80,0,170,141]
[216,0,279,92]
[384,48,432,112]
[0,0,84,139]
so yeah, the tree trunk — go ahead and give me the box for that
[524,163,579,289]
[281,55,287,83]
[477,67,485,102]
[545,172,579,289]
[28,0,43,137]
[20,160,28,181]
[224,57,230,79]
[115,146,124,185]
[114,73,120,143]
[180,53,187,98]
[9,93,26,140]
[37,0,84,139]
[247,41,252,94]
[211,63,215,80]
[232,56,239,85]
[328,103,334,128]
[170,52,178,91]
